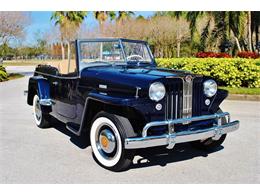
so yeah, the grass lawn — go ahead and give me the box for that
[219,87,260,95]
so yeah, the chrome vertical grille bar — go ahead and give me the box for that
[165,94,169,120]
[170,93,174,119]
[182,77,193,119]
[175,94,178,119]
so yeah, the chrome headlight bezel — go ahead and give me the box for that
[203,79,217,97]
[149,82,166,102]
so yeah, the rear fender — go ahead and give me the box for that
[27,76,52,107]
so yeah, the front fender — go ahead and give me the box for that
[209,89,228,113]
[78,92,148,136]
[27,76,51,106]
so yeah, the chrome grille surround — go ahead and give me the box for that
[165,76,194,121]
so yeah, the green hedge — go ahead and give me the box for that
[156,58,260,88]
[0,66,8,82]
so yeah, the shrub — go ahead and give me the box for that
[0,65,8,82]
[156,58,260,88]
[237,51,260,59]
[195,52,231,58]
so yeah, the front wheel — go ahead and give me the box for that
[90,112,135,172]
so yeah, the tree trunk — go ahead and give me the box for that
[234,37,242,52]
[177,41,181,58]
[255,24,259,53]
[223,12,230,42]
[256,25,259,46]
[248,11,253,51]
[99,21,104,36]
[61,42,65,60]
[67,41,71,73]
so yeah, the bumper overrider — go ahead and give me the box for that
[125,112,239,149]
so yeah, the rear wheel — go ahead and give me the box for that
[33,95,50,128]
[90,112,135,172]
[191,109,227,151]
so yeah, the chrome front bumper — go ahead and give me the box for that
[125,112,239,149]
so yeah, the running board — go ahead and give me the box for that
[66,123,81,136]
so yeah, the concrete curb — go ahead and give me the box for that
[227,94,260,101]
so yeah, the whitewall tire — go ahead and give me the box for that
[33,95,50,128]
[90,112,135,171]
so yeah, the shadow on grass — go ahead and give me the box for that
[50,117,224,170]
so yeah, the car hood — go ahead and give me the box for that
[80,66,201,96]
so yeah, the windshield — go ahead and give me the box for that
[122,41,152,63]
[78,40,153,70]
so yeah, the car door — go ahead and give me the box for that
[51,59,79,123]
[55,76,78,120]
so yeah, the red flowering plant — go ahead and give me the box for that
[195,52,231,58]
[237,51,260,59]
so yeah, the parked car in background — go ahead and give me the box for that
[27,38,239,171]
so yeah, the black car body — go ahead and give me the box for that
[27,38,239,171]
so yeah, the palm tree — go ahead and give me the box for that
[51,11,66,59]
[247,11,253,51]
[252,12,260,50]
[116,11,134,23]
[93,11,116,35]
[229,12,247,52]
[183,12,246,52]
[136,15,145,21]
[51,11,87,68]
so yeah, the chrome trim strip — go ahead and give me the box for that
[125,120,239,149]
[99,84,107,89]
[135,87,141,98]
[142,112,230,137]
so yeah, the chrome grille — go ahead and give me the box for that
[165,77,196,121]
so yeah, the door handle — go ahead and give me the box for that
[52,81,58,86]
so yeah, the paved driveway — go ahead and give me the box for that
[0,67,259,183]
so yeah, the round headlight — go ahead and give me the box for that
[149,82,166,102]
[203,79,217,97]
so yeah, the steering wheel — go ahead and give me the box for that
[126,55,144,61]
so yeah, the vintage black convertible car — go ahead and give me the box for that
[27,38,239,171]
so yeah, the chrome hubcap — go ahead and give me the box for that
[98,129,116,154]
[34,97,42,121]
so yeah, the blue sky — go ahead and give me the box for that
[25,11,155,45]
